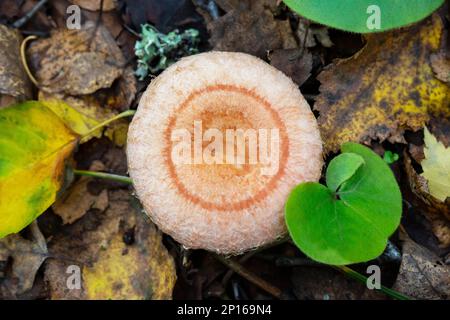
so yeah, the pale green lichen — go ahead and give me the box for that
[134,24,200,80]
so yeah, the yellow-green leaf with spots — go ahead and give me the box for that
[0,101,78,238]
[315,15,450,153]
[421,127,450,202]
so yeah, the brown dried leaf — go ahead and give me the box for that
[208,3,296,58]
[393,232,450,299]
[0,224,48,297]
[69,0,116,11]
[45,190,176,300]
[270,49,312,86]
[53,161,109,225]
[28,22,136,110]
[404,153,450,248]
[0,25,32,108]
[315,15,450,153]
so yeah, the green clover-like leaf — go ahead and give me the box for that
[285,143,402,265]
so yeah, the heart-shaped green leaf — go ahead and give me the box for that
[0,101,79,238]
[283,0,444,33]
[285,143,402,265]
[326,153,365,193]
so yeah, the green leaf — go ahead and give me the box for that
[283,0,444,33]
[285,143,402,265]
[383,151,399,164]
[0,101,79,238]
[421,127,450,202]
[326,153,365,193]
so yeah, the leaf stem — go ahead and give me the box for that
[20,35,39,87]
[80,109,136,142]
[334,265,411,300]
[73,170,132,184]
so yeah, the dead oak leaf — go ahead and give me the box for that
[315,15,450,154]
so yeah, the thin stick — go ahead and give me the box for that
[214,254,283,299]
[80,109,136,142]
[20,35,39,87]
[334,265,411,300]
[12,0,48,28]
[73,170,132,184]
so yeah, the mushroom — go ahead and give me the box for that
[127,51,323,254]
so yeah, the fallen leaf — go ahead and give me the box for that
[53,161,109,225]
[269,49,312,86]
[0,25,32,108]
[69,0,116,11]
[421,127,450,202]
[40,98,129,145]
[315,15,450,153]
[45,190,176,300]
[0,223,48,297]
[283,0,445,33]
[393,232,450,299]
[28,22,136,112]
[208,2,296,58]
[0,101,78,238]
[404,153,450,248]
[431,51,450,84]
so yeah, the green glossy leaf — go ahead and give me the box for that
[285,143,402,265]
[326,153,365,193]
[283,0,444,33]
[383,151,399,164]
[0,101,78,238]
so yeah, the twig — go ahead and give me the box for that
[12,0,48,29]
[20,35,39,87]
[222,237,288,285]
[214,254,283,299]
[88,0,105,49]
[73,170,132,184]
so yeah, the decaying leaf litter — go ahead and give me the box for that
[0,0,449,300]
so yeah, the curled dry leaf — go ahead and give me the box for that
[0,224,48,297]
[208,1,296,58]
[404,154,450,248]
[315,15,450,153]
[45,190,176,300]
[0,25,32,108]
[393,232,450,300]
[28,22,136,112]
[69,0,117,12]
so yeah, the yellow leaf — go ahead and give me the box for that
[45,190,176,300]
[315,15,450,153]
[421,127,450,202]
[40,95,129,145]
[0,101,78,238]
